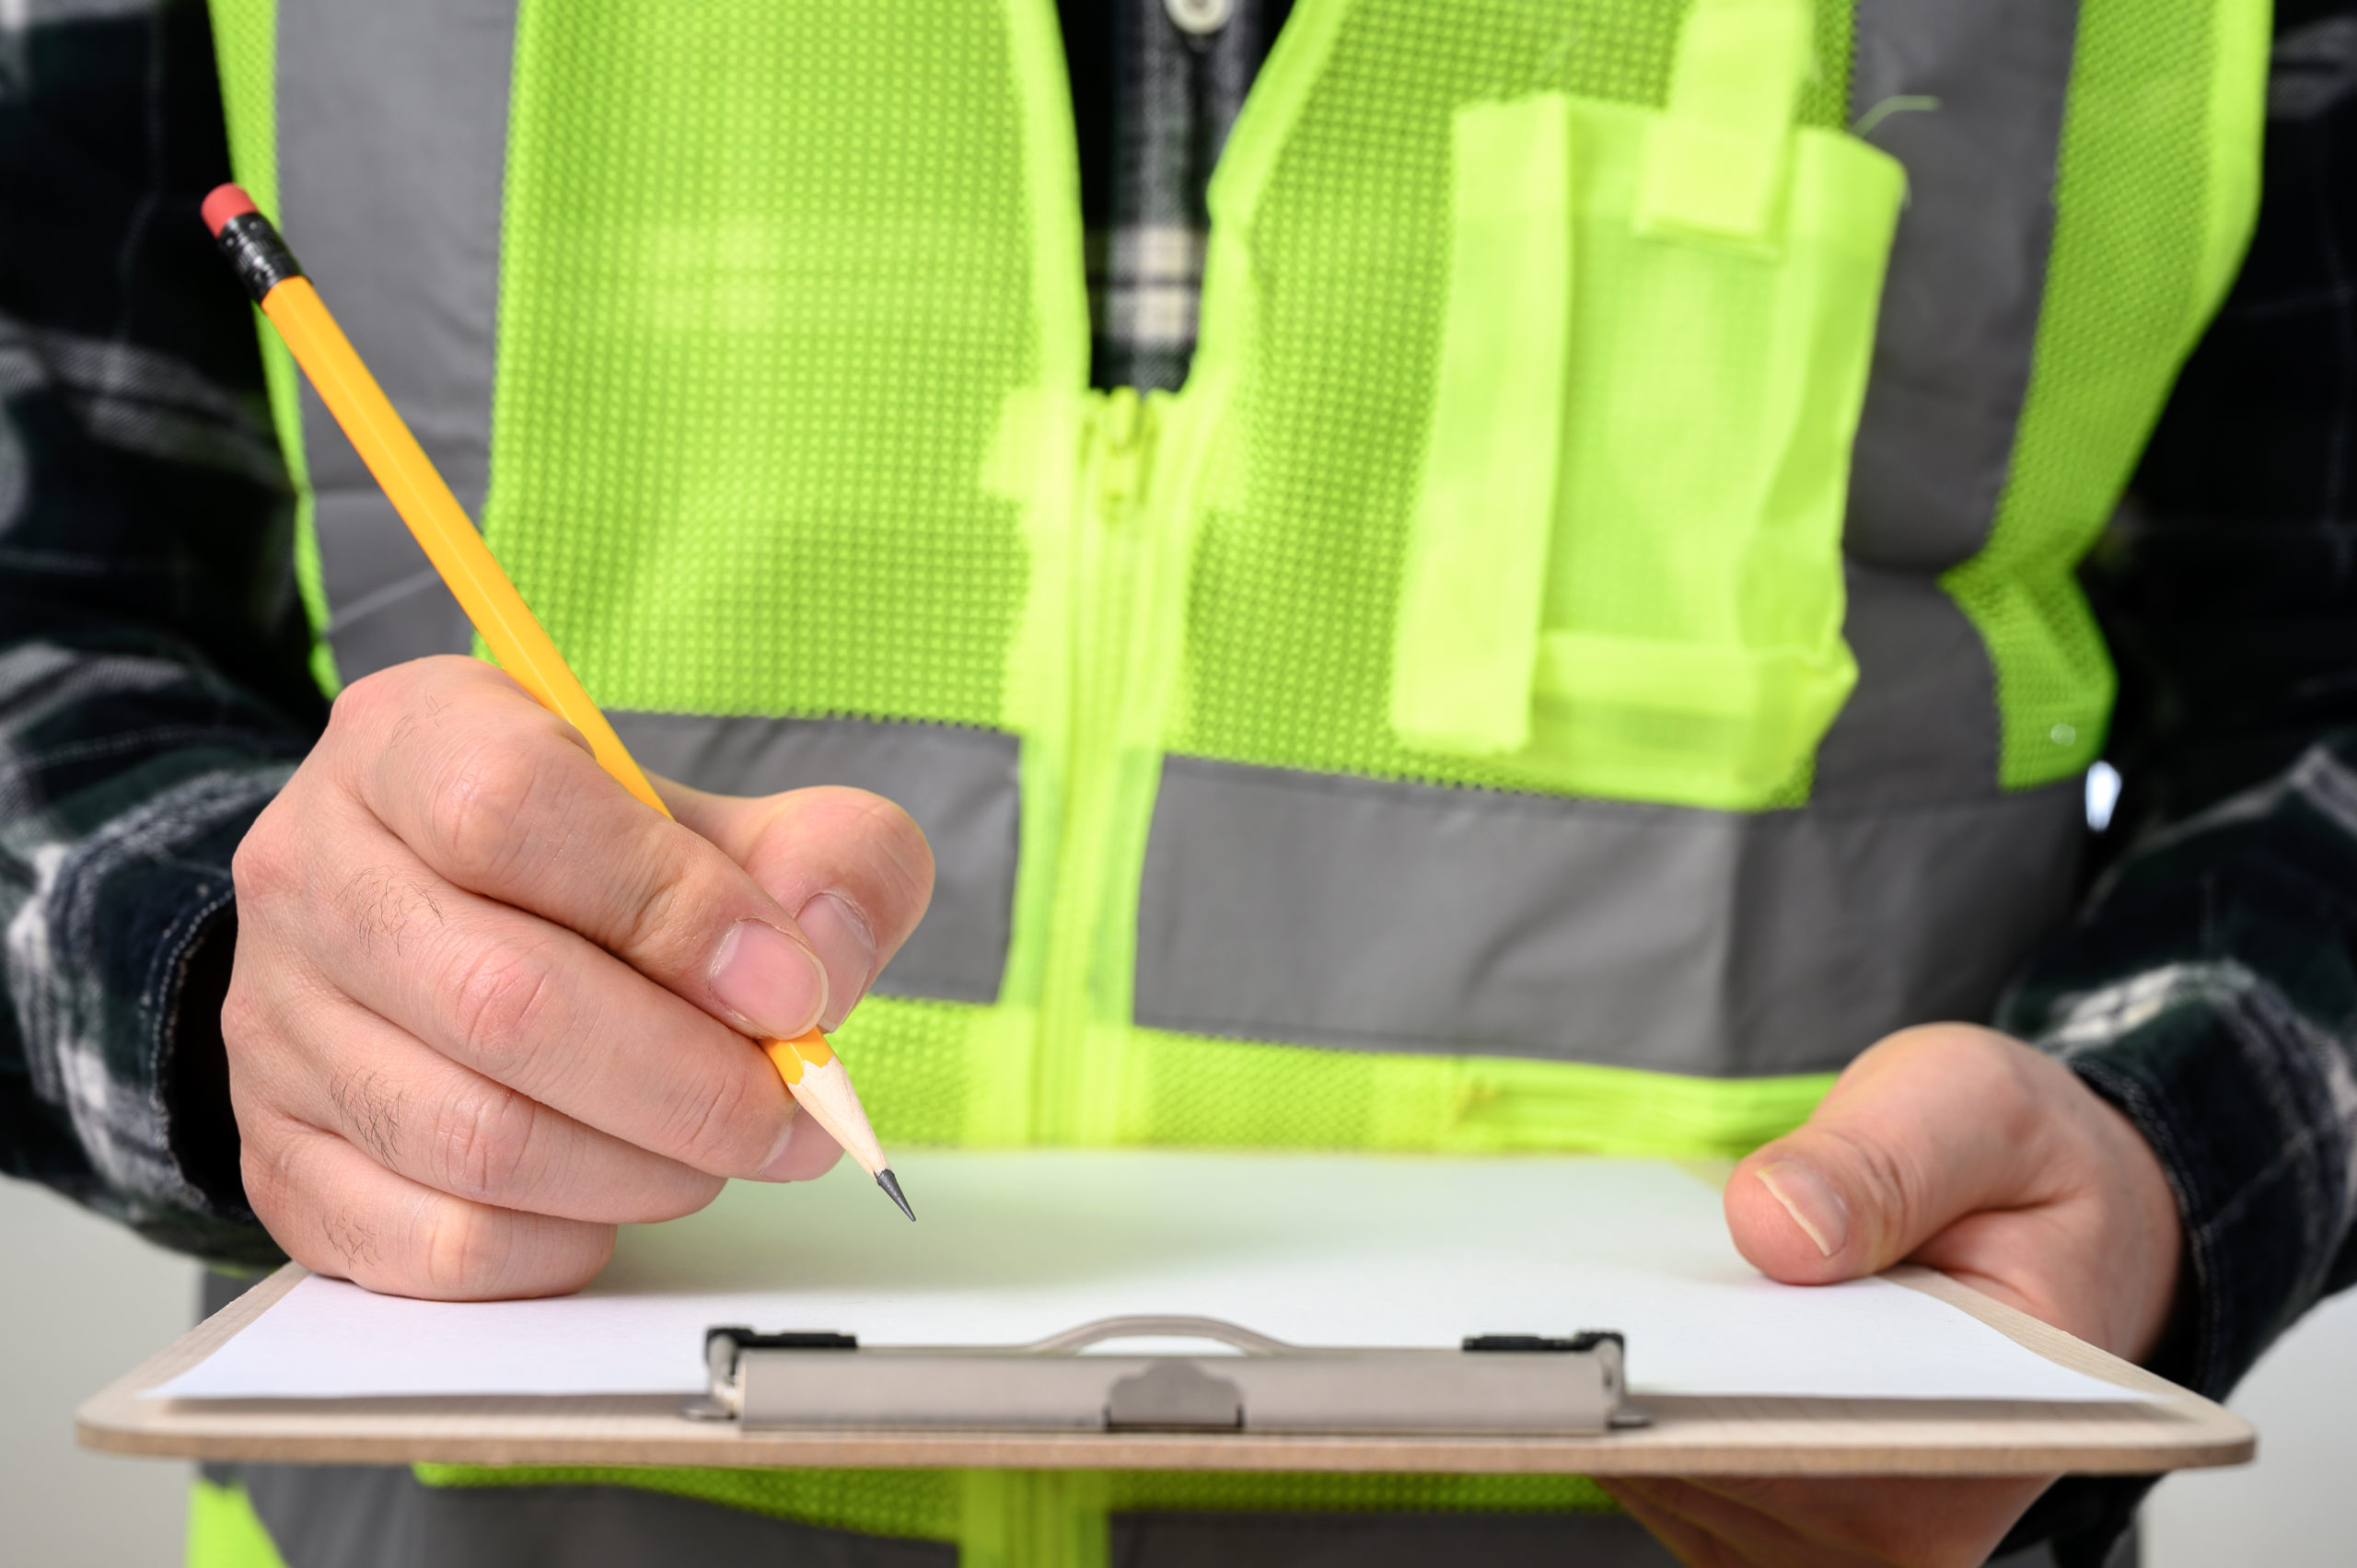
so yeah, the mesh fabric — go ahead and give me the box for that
[1945,0,2266,786]
[1170,0,1854,807]
[486,0,1060,729]
[829,996,987,1146]
[1117,1029,1834,1156]
[1388,67,1901,809]
[481,0,1075,1162]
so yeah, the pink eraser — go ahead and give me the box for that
[201,184,259,238]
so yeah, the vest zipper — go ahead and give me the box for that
[1034,388,1160,1143]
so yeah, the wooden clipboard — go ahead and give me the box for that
[78,1263,2252,1477]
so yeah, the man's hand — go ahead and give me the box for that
[1602,1024,2185,1567]
[224,656,934,1301]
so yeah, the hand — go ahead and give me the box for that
[1601,1024,2185,1567]
[224,656,934,1300]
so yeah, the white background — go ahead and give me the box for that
[3,1174,2351,1566]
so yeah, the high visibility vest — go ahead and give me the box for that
[198,0,2266,1559]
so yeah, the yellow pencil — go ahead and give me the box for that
[203,184,911,1222]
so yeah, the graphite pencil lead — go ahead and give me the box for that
[876,1167,915,1222]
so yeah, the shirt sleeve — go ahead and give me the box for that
[0,0,323,1266]
[2010,749,2357,1400]
[1991,8,2357,1562]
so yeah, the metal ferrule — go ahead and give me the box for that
[214,211,304,303]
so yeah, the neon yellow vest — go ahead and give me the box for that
[197,0,2265,1559]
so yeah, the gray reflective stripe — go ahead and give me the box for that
[276,0,517,682]
[1110,1510,1678,1566]
[233,1464,952,1568]
[607,712,1016,1006]
[1812,563,1999,807]
[1135,760,2081,1074]
[1844,0,2083,572]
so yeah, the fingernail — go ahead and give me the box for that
[1755,1159,1850,1259]
[796,892,877,1032]
[708,920,827,1039]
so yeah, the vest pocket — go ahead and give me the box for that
[1389,0,1905,810]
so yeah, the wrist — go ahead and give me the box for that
[2078,1081,2188,1364]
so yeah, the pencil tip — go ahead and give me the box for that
[876,1168,914,1222]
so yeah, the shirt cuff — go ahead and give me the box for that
[11,760,291,1266]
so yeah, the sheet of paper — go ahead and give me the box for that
[157,1151,2140,1402]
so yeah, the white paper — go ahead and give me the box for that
[157,1151,2142,1402]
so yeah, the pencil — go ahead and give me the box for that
[203,185,911,1224]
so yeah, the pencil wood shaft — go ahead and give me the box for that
[261,278,667,816]
[761,1044,888,1178]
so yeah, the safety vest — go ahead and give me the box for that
[195,0,2266,1561]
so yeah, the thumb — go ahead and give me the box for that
[661,779,935,1033]
[1725,1024,2054,1285]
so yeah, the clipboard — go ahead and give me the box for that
[79,1261,2250,1478]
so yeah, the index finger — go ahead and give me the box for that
[339,661,830,1041]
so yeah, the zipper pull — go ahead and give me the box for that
[1096,387,1152,519]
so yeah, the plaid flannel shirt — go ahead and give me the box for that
[7,2,2357,1559]
[1,0,319,1267]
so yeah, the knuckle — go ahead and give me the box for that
[845,791,937,925]
[335,863,444,957]
[668,1064,766,1175]
[238,1118,310,1235]
[607,831,702,966]
[445,939,563,1077]
[419,1202,487,1292]
[327,1065,407,1168]
[336,655,472,720]
[420,1201,503,1296]
[1828,1123,1925,1239]
[807,786,938,915]
[869,793,937,899]
[432,1083,541,1202]
[325,666,398,738]
[328,661,439,758]
[319,1205,387,1276]
[428,738,545,888]
[230,811,301,905]
[219,976,264,1052]
[239,1140,289,1223]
